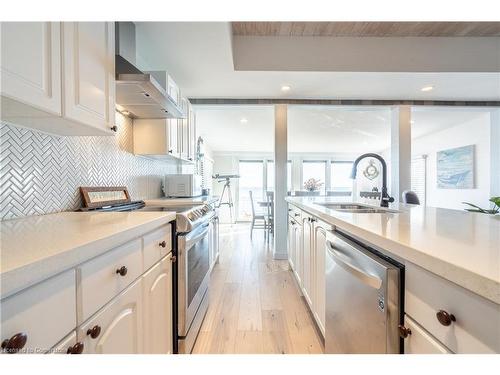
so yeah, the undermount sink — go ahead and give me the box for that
[314,202,400,214]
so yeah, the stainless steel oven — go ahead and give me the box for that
[177,221,211,353]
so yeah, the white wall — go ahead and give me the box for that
[412,113,492,210]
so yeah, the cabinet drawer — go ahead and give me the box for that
[403,315,451,354]
[1,270,76,354]
[142,224,172,271]
[405,262,500,353]
[288,205,302,221]
[79,239,142,323]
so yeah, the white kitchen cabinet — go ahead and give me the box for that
[287,218,296,271]
[301,214,313,307]
[405,262,500,353]
[1,22,115,136]
[0,269,76,354]
[133,118,178,157]
[79,279,143,354]
[62,22,115,134]
[0,22,62,116]
[78,238,143,323]
[133,100,196,163]
[187,103,196,162]
[312,220,327,335]
[403,315,452,354]
[293,220,303,287]
[142,255,173,354]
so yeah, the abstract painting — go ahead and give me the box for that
[437,145,474,189]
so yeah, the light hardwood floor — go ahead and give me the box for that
[192,224,324,354]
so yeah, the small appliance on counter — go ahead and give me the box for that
[164,174,202,198]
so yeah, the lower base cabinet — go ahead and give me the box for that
[142,254,173,354]
[79,279,143,354]
[403,315,451,354]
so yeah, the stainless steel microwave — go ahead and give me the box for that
[164,174,202,197]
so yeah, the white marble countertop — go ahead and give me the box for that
[0,211,176,299]
[286,196,500,305]
[145,196,219,207]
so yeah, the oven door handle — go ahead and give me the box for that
[185,223,210,246]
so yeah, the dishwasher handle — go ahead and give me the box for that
[326,240,383,290]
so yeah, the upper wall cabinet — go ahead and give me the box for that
[62,22,116,134]
[0,22,62,116]
[1,22,116,136]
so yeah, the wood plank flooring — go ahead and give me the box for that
[192,224,324,354]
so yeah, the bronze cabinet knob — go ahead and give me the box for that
[159,241,167,248]
[1,332,28,353]
[116,266,128,276]
[170,255,177,262]
[67,341,84,354]
[436,310,456,326]
[398,325,412,338]
[86,325,101,339]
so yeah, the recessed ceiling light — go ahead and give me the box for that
[421,85,434,92]
[281,85,291,92]
[240,118,248,124]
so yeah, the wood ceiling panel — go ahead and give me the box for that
[231,22,500,37]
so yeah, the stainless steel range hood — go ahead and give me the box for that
[115,22,186,119]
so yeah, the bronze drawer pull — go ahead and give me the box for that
[398,325,412,338]
[67,342,84,354]
[159,241,167,248]
[87,325,101,339]
[116,266,128,276]
[1,332,28,353]
[436,310,456,326]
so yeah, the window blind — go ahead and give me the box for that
[411,155,427,205]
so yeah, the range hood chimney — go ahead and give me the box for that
[115,22,186,119]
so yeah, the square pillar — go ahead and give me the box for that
[390,105,412,202]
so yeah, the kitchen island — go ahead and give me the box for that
[286,196,500,354]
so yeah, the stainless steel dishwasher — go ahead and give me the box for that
[325,230,403,354]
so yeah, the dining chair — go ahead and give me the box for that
[402,190,420,205]
[249,190,268,237]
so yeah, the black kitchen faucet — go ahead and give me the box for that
[350,153,395,208]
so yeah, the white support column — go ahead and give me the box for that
[490,109,500,196]
[390,105,412,202]
[274,104,288,260]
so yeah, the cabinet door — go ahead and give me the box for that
[287,219,296,271]
[142,256,173,354]
[301,216,313,307]
[62,22,115,132]
[187,104,196,161]
[168,119,179,156]
[79,279,143,354]
[294,223,303,287]
[1,22,62,115]
[313,222,327,335]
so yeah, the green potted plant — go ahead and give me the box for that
[462,197,500,214]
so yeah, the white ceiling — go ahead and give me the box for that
[195,105,492,153]
[135,22,500,100]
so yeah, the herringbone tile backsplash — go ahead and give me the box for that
[1,113,185,220]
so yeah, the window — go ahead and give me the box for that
[411,155,427,205]
[330,161,353,193]
[302,161,327,194]
[238,160,264,221]
[266,161,292,192]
